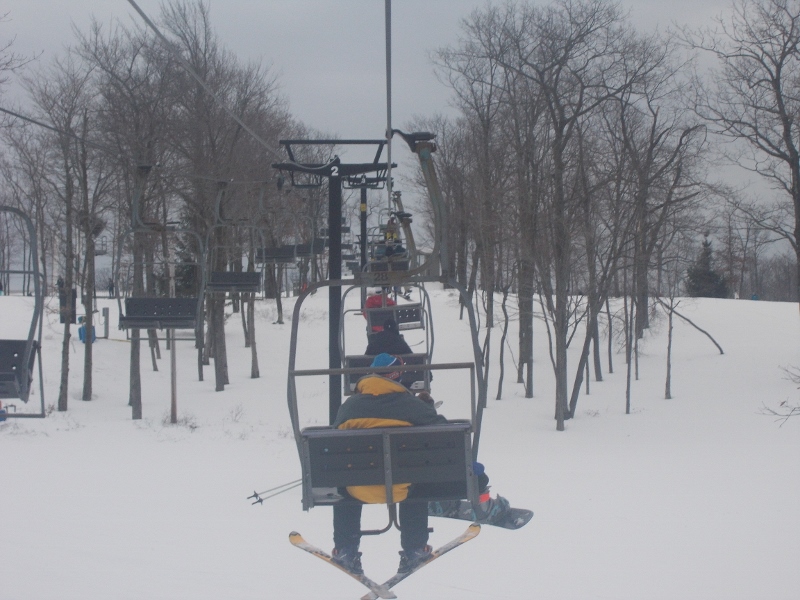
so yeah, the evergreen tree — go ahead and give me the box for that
[686,237,729,298]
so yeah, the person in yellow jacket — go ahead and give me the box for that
[331,353,492,575]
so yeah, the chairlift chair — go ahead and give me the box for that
[277,134,488,533]
[115,166,210,403]
[0,206,46,418]
[340,283,433,396]
[115,241,204,336]
[289,280,483,526]
[116,230,205,337]
[206,270,262,294]
[205,180,265,296]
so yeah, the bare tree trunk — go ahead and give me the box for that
[58,152,74,413]
[78,114,94,402]
[240,292,248,346]
[209,226,229,391]
[624,290,633,415]
[568,332,593,417]
[591,309,602,380]
[466,247,480,328]
[496,285,511,400]
[605,297,614,374]
[517,258,534,397]
[275,263,284,324]
[664,298,674,399]
[248,291,259,379]
[148,329,159,371]
[211,293,228,391]
[203,299,212,366]
[130,229,144,419]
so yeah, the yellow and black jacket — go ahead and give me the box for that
[333,375,447,504]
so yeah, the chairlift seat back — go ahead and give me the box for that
[207,271,261,293]
[298,421,476,510]
[367,257,410,273]
[0,339,39,400]
[119,298,198,330]
[256,246,296,263]
[343,353,430,395]
[365,304,423,332]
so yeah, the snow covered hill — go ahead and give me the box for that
[1,289,798,599]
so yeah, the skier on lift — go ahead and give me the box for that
[363,288,396,332]
[365,318,412,356]
[330,353,510,576]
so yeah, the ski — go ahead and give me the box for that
[360,523,481,600]
[289,531,396,599]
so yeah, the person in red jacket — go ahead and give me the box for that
[363,288,396,332]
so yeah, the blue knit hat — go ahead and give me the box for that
[371,353,400,368]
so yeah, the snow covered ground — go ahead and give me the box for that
[1,288,798,600]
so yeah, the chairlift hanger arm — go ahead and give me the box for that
[391,129,436,152]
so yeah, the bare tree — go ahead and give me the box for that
[75,17,178,417]
[1,126,57,293]
[613,35,708,338]
[0,11,36,104]
[23,53,95,412]
[160,0,285,392]
[683,0,800,304]
[501,0,662,429]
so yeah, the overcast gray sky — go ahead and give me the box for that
[5,0,731,139]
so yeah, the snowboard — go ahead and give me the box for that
[428,500,533,530]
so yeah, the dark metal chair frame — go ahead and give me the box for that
[342,352,431,396]
[205,180,266,296]
[282,133,489,537]
[0,206,45,418]
[114,167,205,336]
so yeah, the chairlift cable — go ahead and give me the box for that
[125,0,284,163]
[0,105,124,159]
[1,106,272,186]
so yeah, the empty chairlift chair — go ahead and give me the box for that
[0,205,45,417]
[206,271,262,294]
[118,297,200,331]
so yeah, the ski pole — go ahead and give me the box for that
[248,479,302,504]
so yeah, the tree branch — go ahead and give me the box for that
[655,296,724,354]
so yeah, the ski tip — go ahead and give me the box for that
[289,531,301,538]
